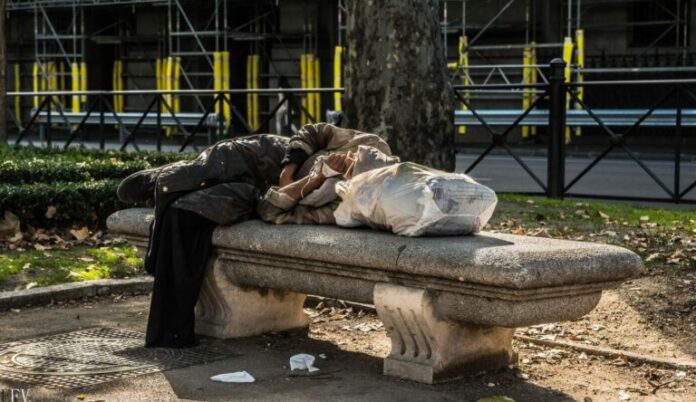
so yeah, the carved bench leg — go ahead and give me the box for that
[374,283,515,384]
[195,256,310,338]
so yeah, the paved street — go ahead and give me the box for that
[457,153,696,205]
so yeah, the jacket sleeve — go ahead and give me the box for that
[256,187,338,225]
[281,123,358,166]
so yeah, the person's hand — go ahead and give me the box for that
[324,153,354,175]
[279,163,299,187]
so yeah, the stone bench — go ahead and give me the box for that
[107,208,642,384]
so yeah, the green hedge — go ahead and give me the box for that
[0,145,195,228]
[0,180,124,228]
[0,144,195,165]
[0,159,153,185]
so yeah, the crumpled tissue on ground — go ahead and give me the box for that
[334,162,498,237]
[289,353,320,372]
[210,371,256,383]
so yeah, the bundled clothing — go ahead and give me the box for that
[116,124,390,347]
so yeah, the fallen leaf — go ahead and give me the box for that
[513,227,525,235]
[8,231,23,243]
[645,253,660,262]
[45,205,57,219]
[25,282,38,290]
[70,226,90,241]
[640,215,650,222]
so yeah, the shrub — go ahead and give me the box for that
[0,145,194,228]
[0,144,195,165]
[0,159,153,185]
[0,180,124,228]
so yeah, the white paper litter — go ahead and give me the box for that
[210,371,255,383]
[289,354,320,372]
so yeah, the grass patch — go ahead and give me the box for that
[0,244,144,291]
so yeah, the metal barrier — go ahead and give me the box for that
[6,67,695,203]
[8,87,343,152]
[455,59,696,204]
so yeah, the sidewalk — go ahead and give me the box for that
[1,289,694,401]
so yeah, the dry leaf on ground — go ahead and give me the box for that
[70,226,90,241]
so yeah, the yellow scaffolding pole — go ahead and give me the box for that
[80,62,88,105]
[562,36,574,143]
[163,56,173,135]
[32,62,40,108]
[575,29,585,137]
[307,54,316,123]
[300,54,307,125]
[530,41,538,136]
[14,64,21,121]
[314,55,321,122]
[165,56,174,111]
[522,45,532,139]
[252,54,260,131]
[112,60,124,113]
[213,52,222,116]
[173,56,181,113]
[71,62,80,112]
[155,58,161,91]
[246,54,252,127]
[458,35,470,135]
[222,51,231,128]
[333,46,343,111]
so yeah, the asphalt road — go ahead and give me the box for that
[456,153,696,205]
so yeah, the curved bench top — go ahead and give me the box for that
[108,208,641,291]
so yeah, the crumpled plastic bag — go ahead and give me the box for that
[210,371,256,383]
[289,354,320,372]
[334,162,497,237]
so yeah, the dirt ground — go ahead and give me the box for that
[0,284,694,402]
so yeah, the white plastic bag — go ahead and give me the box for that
[334,162,497,237]
[289,354,320,372]
[210,371,256,383]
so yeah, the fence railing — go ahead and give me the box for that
[6,63,695,203]
[7,87,343,152]
[454,59,696,204]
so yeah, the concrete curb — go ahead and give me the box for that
[0,277,153,310]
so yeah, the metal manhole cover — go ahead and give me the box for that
[0,327,237,389]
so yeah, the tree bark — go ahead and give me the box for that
[0,0,7,145]
[344,0,454,171]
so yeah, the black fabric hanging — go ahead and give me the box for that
[144,193,217,348]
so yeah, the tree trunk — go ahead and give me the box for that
[344,0,455,171]
[0,0,7,145]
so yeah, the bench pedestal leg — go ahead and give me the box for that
[195,257,310,338]
[374,283,515,384]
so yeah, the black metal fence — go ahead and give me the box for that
[7,63,696,204]
[455,59,696,204]
[8,87,340,152]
